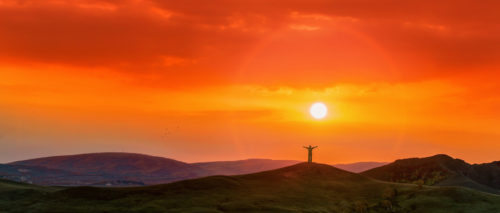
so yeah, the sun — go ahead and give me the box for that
[310,102,328,119]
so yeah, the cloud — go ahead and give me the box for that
[0,0,499,88]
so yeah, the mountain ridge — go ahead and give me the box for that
[5,152,499,191]
[362,154,500,195]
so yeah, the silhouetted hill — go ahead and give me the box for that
[333,161,388,173]
[2,163,500,212]
[362,154,500,195]
[192,159,300,175]
[7,152,498,192]
[9,153,206,185]
[239,162,368,181]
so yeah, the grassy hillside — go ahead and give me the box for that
[361,154,500,195]
[0,179,60,212]
[1,163,500,213]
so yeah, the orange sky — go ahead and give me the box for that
[1,0,500,164]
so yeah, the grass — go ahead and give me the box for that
[1,163,499,213]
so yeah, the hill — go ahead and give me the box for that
[9,153,206,185]
[1,163,500,212]
[7,152,498,191]
[362,154,500,195]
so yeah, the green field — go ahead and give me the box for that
[1,163,499,213]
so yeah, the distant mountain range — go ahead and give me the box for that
[2,162,499,212]
[3,152,499,196]
[362,154,500,195]
[0,153,386,186]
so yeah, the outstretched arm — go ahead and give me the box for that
[303,146,308,149]
[312,146,318,149]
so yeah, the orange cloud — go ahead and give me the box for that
[0,0,499,87]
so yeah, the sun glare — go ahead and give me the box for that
[310,102,327,119]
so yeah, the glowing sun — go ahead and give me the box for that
[310,102,328,119]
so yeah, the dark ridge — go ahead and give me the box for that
[362,154,500,195]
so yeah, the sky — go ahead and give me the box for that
[1,0,500,164]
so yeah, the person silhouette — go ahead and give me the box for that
[303,145,318,163]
